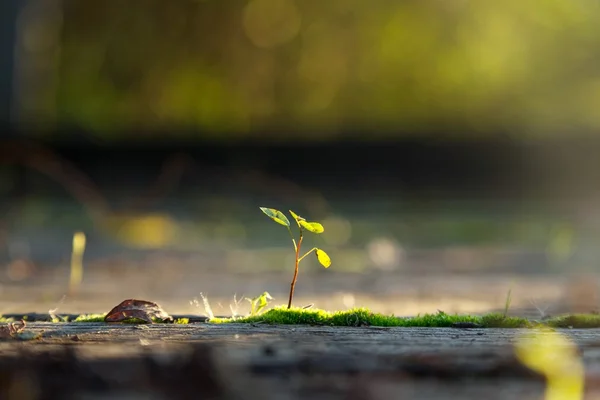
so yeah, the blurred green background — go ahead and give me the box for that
[6,0,600,139]
[2,0,600,315]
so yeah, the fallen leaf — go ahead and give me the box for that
[104,299,173,324]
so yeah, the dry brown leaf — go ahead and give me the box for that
[104,299,173,323]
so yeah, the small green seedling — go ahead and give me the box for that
[246,291,273,316]
[259,207,331,309]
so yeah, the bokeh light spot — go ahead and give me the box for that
[243,0,301,48]
[114,213,178,249]
[367,237,405,271]
[322,216,352,246]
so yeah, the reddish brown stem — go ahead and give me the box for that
[287,235,303,309]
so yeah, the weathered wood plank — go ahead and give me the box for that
[1,323,600,399]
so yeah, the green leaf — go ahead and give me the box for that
[288,210,304,221]
[246,292,273,316]
[299,220,324,234]
[288,210,305,227]
[289,210,324,233]
[259,207,290,227]
[316,248,331,268]
[255,292,273,314]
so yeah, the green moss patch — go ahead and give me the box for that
[544,313,600,328]
[209,307,531,328]
[72,314,106,322]
[4,308,600,329]
[480,313,531,328]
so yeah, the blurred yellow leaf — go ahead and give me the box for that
[70,231,86,294]
[72,231,86,254]
[514,329,584,400]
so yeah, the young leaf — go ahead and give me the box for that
[255,291,273,314]
[316,248,331,268]
[299,220,324,234]
[259,207,291,227]
[246,292,273,316]
[288,210,305,227]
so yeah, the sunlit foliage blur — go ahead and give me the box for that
[13,0,600,140]
[515,329,584,400]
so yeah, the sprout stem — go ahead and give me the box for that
[298,247,318,262]
[287,233,303,309]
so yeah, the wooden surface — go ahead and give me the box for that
[1,322,600,399]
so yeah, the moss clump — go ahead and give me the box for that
[480,313,531,328]
[60,311,600,328]
[545,314,600,328]
[5,308,600,329]
[392,310,481,327]
[73,314,106,322]
[209,307,526,328]
[208,317,234,324]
